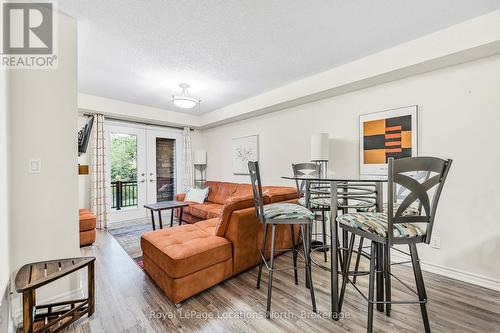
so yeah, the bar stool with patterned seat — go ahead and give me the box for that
[337,156,452,333]
[249,161,317,319]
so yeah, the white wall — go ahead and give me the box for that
[199,55,500,285]
[9,12,80,318]
[0,64,11,331]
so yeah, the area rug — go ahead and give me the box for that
[108,220,154,270]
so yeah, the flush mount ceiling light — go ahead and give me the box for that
[171,83,201,109]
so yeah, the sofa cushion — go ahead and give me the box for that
[193,218,218,235]
[207,207,222,219]
[337,212,425,238]
[79,208,91,215]
[141,225,232,278]
[263,203,315,220]
[188,203,223,219]
[184,187,209,203]
[231,183,253,198]
[177,212,202,224]
[206,181,239,204]
[263,186,298,203]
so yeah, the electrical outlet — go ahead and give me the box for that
[430,236,441,249]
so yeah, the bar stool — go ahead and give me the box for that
[292,163,331,262]
[338,156,452,333]
[249,161,317,318]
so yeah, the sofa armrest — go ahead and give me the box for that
[176,192,187,201]
[215,195,266,237]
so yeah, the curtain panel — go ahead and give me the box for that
[90,114,108,229]
[183,127,194,191]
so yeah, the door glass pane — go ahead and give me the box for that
[110,133,138,209]
[156,138,176,202]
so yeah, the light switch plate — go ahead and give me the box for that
[29,158,41,173]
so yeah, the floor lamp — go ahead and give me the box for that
[194,150,207,188]
[310,133,329,177]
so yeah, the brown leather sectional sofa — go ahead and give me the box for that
[140,181,299,304]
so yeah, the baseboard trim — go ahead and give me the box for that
[13,287,84,328]
[390,250,500,292]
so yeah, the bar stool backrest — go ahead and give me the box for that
[248,161,266,224]
[387,156,452,245]
[292,163,321,197]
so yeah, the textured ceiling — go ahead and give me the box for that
[59,0,500,114]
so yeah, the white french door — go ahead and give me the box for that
[106,121,183,223]
[146,129,184,206]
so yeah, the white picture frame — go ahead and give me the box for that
[232,135,259,175]
[359,105,418,177]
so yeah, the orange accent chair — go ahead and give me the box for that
[79,209,96,247]
[141,181,298,305]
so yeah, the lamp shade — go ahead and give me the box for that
[310,133,329,161]
[194,150,207,165]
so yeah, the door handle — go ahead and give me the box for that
[140,179,146,183]
[149,179,156,182]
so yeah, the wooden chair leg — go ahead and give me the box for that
[257,224,269,289]
[301,224,317,313]
[88,261,95,316]
[22,290,35,333]
[367,242,377,333]
[410,243,431,333]
[384,244,391,316]
[290,225,299,285]
[266,225,277,319]
[353,237,364,284]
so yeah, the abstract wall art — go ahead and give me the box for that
[359,106,418,176]
[232,135,259,175]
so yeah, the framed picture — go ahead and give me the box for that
[359,105,418,177]
[232,135,259,175]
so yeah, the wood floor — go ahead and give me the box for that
[67,229,500,333]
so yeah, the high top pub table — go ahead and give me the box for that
[282,175,385,320]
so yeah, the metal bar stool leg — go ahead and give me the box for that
[305,222,313,289]
[376,243,384,312]
[339,233,355,311]
[410,243,431,333]
[367,242,377,333]
[290,225,299,285]
[257,224,270,289]
[384,244,392,316]
[342,229,348,270]
[301,223,317,313]
[266,224,277,319]
[322,210,327,262]
[352,237,364,284]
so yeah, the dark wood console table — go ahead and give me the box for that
[15,257,96,333]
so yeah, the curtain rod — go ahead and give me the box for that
[80,112,194,131]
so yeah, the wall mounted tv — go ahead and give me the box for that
[78,116,94,156]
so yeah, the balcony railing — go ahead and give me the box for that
[111,180,138,210]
